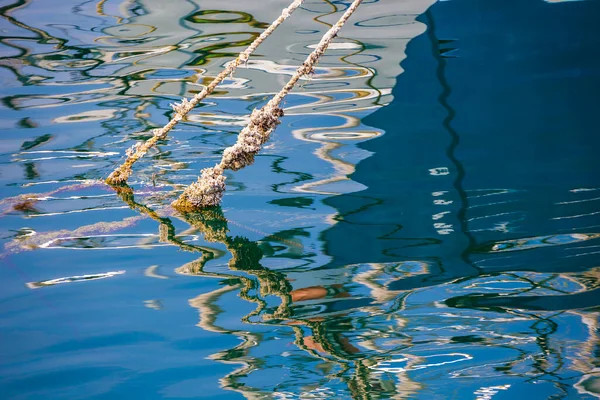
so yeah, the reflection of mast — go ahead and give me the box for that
[115,186,423,398]
[424,10,476,268]
[570,310,600,398]
[285,0,434,195]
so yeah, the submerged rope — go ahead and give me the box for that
[106,0,305,185]
[173,0,363,211]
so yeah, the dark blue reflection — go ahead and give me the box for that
[323,0,600,294]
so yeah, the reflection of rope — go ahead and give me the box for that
[96,0,123,24]
[119,187,424,398]
[172,0,364,210]
[106,0,306,185]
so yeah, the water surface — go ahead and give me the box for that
[1,0,599,399]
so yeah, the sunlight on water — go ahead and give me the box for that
[1,0,599,399]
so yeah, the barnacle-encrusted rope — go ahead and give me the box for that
[172,0,363,211]
[106,0,305,185]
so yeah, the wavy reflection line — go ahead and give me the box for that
[21,205,131,218]
[372,352,473,373]
[424,9,478,269]
[113,185,426,397]
[569,310,600,398]
[3,214,147,255]
[481,233,600,253]
[115,194,599,397]
[0,180,105,212]
[282,0,427,196]
[245,59,373,80]
[95,0,124,24]
[445,270,600,312]
[291,112,367,195]
[440,272,599,392]
[116,187,274,397]
[26,270,125,289]
[0,0,57,58]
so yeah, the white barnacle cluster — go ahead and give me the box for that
[166,0,363,210]
[221,143,256,171]
[125,142,143,157]
[152,128,167,140]
[169,99,192,123]
[170,98,192,115]
[183,166,227,207]
[258,105,285,131]
[281,0,302,19]
[220,107,283,171]
[108,0,309,189]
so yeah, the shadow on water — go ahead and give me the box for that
[2,0,600,398]
[323,0,600,295]
[321,9,478,290]
[316,0,600,397]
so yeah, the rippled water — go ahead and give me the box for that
[1,0,599,398]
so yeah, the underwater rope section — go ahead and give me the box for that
[172,0,364,211]
[105,0,306,186]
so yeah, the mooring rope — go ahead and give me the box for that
[172,0,363,210]
[106,0,306,185]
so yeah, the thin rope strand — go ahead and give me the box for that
[173,0,363,211]
[106,0,305,185]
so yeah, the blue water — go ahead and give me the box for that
[1,0,600,399]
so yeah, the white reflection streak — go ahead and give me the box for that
[26,270,125,289]
[38,233,201,249]
[22,179,96,187]
[370,353,473,373]
[291,121,360,194]
[106,45,176,63]
[27,205,131,218]
[14,155,117,162]
[467,188,517,198]
[244,59,373,81]
[14,190,163,204]
[570,188,599,193]
[552,210,600,220]
[18,150,119,156]
[474,385,511,400]
[32,193,117,200]
[284,88,389,112]
[556,196,600,205]
[467,211,520,222]
[565,250,600,258]
[469,200,517,209]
